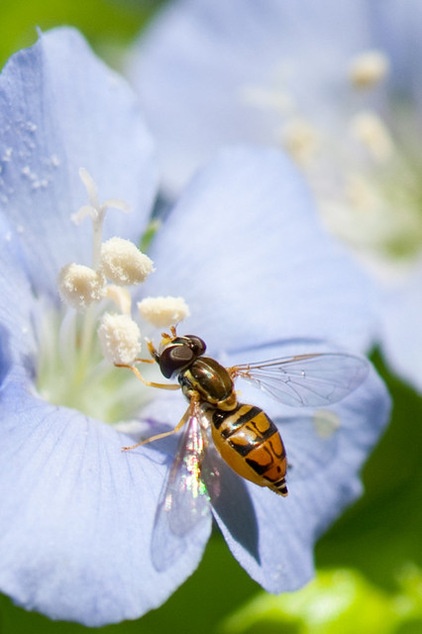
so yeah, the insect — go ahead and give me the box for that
[119,328,368,568]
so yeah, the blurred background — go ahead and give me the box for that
[0,0,166,70]
[0,1,421,632]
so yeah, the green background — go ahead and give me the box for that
[0,2,421,632]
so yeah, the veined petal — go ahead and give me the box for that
[210,344,390,591]
[0,27,157,297]
[144,147,378,353]
[0,373,209,625]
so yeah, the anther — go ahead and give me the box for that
[98,312,142,365]
[100,237,155,285]
[137,296,190,328]
[58,263,106,310]
[281,117,320,165]
[349,50,389,89]
[350,111,394,162]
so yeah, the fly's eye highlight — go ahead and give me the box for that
[185,335,206,356]
[159,344,195,379]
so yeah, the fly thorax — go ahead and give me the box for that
[179,357,235,408]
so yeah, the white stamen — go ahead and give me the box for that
[100,237,155,285]
[58,263,106,310]
[281,117,320,165]
[138,296,190,328]
[240,85,294,113]
[349,50,389,89]
[102,198,131,213]
[98,312,141,365]
[344,173,383,215]
[106,285,133,315]
[350,111,394,162]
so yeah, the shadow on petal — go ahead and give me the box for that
[0,326,13,389]
[204,448,260,565]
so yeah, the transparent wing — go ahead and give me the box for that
[150,412,212,572]
[231,352,369,407]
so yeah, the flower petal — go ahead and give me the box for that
[128,0,375,195]
[0,374,210,625]
[381,268,422,391]
[370,0,422,112]
[0,214,35,364]
[0,27,157,297]
[144,147,378,353]
[210,343,390,591]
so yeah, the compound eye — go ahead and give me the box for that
[185,335,206,356]
[159,344,194,378]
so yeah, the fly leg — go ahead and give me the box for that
[114,362,181,391]
[121,393,201,451]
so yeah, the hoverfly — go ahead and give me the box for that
[119,328,368,570]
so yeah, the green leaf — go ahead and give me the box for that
[0,0,167,69]
[220,567,422,634]
[316,351,422,589]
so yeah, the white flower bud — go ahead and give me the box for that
[98,312,141,365]
[137,296,190,328]
[100,237,154,285]
[58,263,106,310]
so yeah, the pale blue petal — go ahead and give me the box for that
[0,215,35,363]
[210,344,390,591]
[129,0,377,194]
[381,269,422,392]
[370,0,422,113]
[144,147,379,353]
[0,27,157,296]
[0,373,209,625]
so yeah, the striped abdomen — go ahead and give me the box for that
[210,403,288,496]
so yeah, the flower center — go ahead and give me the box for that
[35,169,189,424]
[35,302,149,423]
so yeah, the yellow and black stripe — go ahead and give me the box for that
[211,403,288,496]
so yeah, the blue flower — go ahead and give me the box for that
[129,0,422,391]
[0,28,390,626]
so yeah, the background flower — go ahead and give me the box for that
[0,26,389,627]
[129,0,422,391]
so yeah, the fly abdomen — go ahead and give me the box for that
[211,403,288,496]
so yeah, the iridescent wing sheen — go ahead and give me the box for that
[150,412,213,572]
[231,352,369,407]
